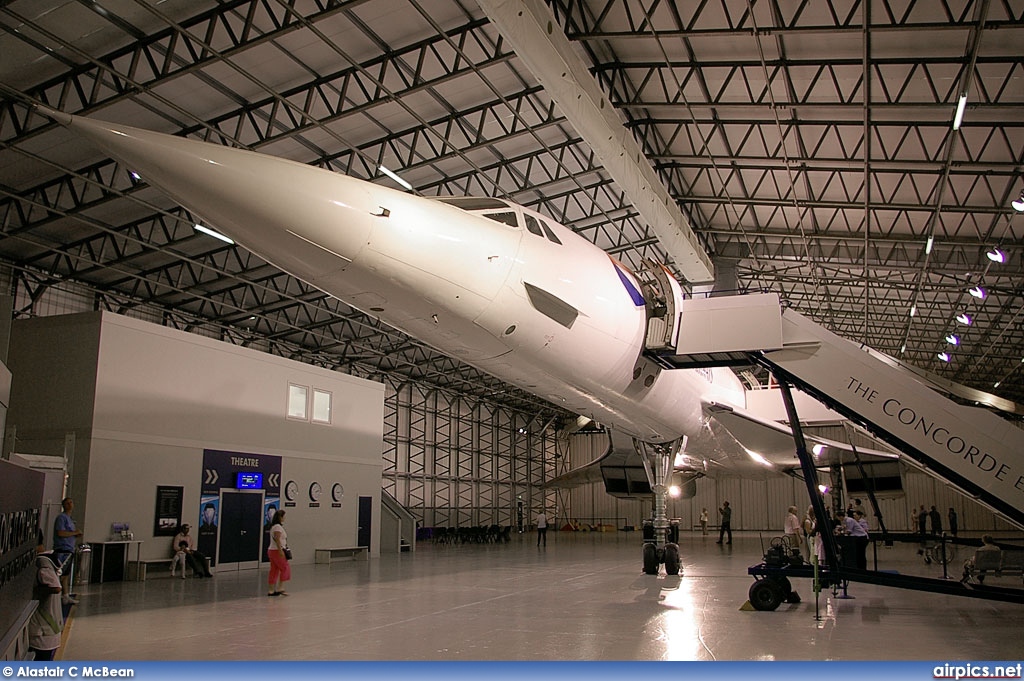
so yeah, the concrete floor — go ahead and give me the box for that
[61,531,1024,661]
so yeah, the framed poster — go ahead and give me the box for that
[154,485,184,536]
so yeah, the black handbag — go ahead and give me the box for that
[283,547,293,560]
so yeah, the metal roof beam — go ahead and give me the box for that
[476,0,714,284]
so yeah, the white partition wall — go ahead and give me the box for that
[7,311,385,564]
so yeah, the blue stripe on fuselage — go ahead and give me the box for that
[613,262,645,307]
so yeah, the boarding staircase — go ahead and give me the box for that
[645,293,1024,530]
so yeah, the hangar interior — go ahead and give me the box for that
[0,0,1022,662]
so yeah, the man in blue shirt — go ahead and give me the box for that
[848,509,869,570]
[53,497,83,604]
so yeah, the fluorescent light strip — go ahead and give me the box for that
[194,224,234,244]
[378,165,413,191]
[953,94,967,131]
[925,236,934,254]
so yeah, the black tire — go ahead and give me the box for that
[934,544,956,565]
[642,542,659,575]
[664,543,681,575]
[749,579,783,611]
[771,576,792,598]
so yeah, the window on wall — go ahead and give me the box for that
[312,389,333,424]
[287,384,308,420]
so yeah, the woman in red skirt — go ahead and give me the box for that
[267,510,291,596]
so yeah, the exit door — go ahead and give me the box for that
[358,496,372,548]
[218,490,264,570]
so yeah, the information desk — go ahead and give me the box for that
[89,540,143,583]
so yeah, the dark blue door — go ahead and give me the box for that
[358,496,372,548]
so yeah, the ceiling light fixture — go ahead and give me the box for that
[900,344,906,354]
[925,236,934,254]
[194,224,234,244]
[955,313,972,325]
[952,94,968,131]
[378,165,413,191]
[969,286,986,299]
[909,306,916,317]
[945,334,959,345]
[986,248,1006,263]
[938,352,950,362]
[1012,191,1024,212]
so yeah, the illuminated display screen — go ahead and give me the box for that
[236,472,263,489]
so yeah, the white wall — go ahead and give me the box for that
[8,311,386,563]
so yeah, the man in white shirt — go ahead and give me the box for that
[535,510,549,547]
[784,506,803,553]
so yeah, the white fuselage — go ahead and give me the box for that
[56,113,746,447]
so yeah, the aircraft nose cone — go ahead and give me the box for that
[53,111,373,275]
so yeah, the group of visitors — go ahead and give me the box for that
[914,504,959,536]
[28,494,297,660]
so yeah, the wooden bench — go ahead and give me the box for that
[129,556,211,581]
[314,546,368,564]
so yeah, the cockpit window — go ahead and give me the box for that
[481,211,519,228]
[524,215,545,237]
[541,220,563,245]
[433,196,509,210]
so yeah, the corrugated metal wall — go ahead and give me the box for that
[562,430,1017,533]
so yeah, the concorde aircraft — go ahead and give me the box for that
[38,107,891,575]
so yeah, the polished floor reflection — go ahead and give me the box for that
[61,531,1024,660]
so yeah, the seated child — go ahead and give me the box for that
[171,540,189,578]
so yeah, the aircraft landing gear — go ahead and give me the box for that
[642,542,681,575]
[664,542,681,575]
[636,438,685,576]
[643,542,659,575]
[641,518,682,574]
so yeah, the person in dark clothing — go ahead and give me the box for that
[929,506,942,534]
[948,508,959,537]
[917,506,928,534]
[171,525,212,577]
[716,501,732,544]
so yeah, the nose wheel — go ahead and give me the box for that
[642,542,682,576]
